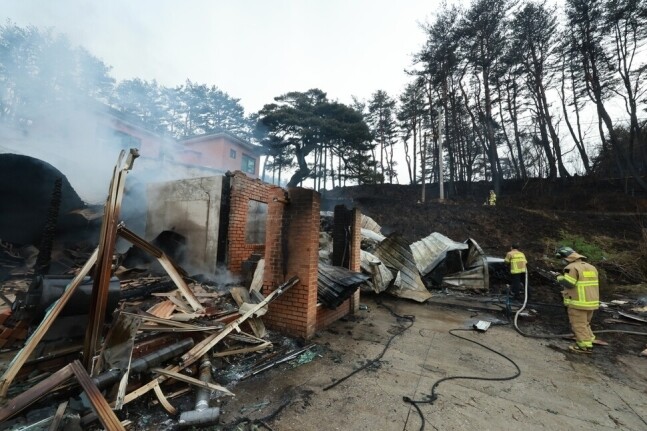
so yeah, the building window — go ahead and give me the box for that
[242,154,256,174]
[230,149,237,159]
[246,200,267,244]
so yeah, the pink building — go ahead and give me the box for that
[98,108,178,161]
[100,107,260,178]
[177,132,260,178]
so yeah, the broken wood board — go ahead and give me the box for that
[167,293,194,314]
[47,400,69,431]
[250,258,265,293]
[70,360,125,431]
[0,249,98,398]
[94,312,141,409]
[123,312,221,331]
[151,367,234,396]
[121,276,299,405]
[230,287,266,338]
[146,300,175,319]
[117,226,203,313]
[0,364,74,422]
[152,381,178,415]
[213,342,272,358]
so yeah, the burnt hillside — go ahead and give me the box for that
[322,179,647,286]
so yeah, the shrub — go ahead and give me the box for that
[556,232,606,262]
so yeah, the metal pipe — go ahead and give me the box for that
[178,357,221,428]
[92,338,194,389]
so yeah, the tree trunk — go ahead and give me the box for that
[505,78,527,179]
[482,67,500,192]
[497,83,520,179]
[559,61,590,174]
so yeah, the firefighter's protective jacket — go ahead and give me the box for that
[504,249,527,274]
[488,192,496,206]
[557,260,599,310]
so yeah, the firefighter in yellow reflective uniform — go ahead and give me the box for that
[488,190,496,206]
[504,245,527,299]
[555,246,600,354]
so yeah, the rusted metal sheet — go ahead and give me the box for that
[94,312,141,409]
[410,232,468,276]
[441,238,489,291]
[318,263,369,308]
[374,235,431,303]
[359,250,393,293]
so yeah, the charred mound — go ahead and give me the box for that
[0,153,86,245]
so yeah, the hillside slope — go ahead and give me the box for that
[322,182,647,287]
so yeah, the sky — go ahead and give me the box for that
[4,0,434,114]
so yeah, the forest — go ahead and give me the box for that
[1,0,646,194]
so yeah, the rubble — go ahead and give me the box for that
[0,150,309,430]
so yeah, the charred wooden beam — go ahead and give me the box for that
[47,400,69,431]
[70,360,125,431]
[83,149,139,369]
[0,364,74,422]
[117,225,203,312]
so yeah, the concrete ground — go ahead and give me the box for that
[218,295,647,431]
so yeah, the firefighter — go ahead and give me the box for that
[504,244,527,299]
[555,246,600,354]
[488,190,496,206]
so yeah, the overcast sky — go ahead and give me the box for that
[4,0,434,113]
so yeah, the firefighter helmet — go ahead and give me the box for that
[555,246,575,259]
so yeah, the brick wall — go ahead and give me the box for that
[262,188,320,339]
[227,172,277,274]
[260,191,363,338]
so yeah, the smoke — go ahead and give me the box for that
[0,105,126,205]
[0,24,259,280]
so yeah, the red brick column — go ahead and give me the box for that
[262,188,320,339]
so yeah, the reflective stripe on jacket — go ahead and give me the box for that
[557,260,599,310]
[504,250,527,274]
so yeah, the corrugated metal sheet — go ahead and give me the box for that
[318,263,370,309]
[359,250,393,293]
[361,215,382,234]
[361,228,386,243]
[442,238,489,291]
[373,235,431,303]
[410,232,468,276]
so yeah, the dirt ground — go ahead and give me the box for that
[187,293,647,431]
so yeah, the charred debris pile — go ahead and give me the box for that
[0,151,312,430]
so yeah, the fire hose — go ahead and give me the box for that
[514,270,647,339]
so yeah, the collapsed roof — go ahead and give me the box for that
[346,215,489,302]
